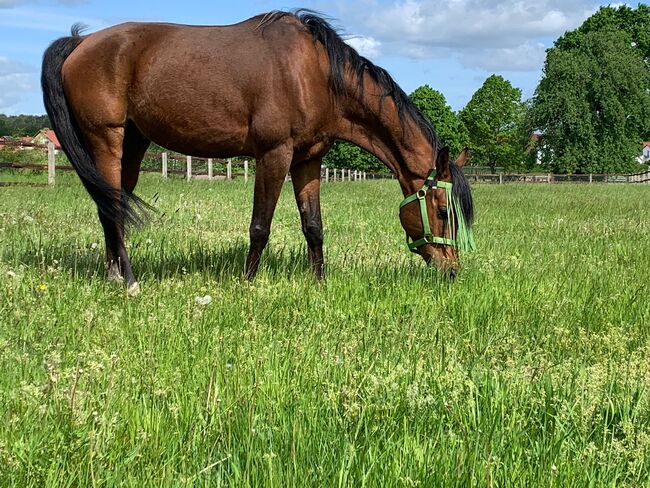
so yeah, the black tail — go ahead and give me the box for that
[41,24,150,227]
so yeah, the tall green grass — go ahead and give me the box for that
[1,173,649,486]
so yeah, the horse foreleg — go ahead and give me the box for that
[245,143,293,280]
[290,158,324,280]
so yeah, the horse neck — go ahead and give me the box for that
[332,83,436,196]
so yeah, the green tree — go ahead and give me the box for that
[0,116,8,136]
[460,75,526,171]
[323,141,384,172]
[555,4,649,62]
[408,85,468,157]
[529,30,650,174]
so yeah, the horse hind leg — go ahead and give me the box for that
[86,124,149,295]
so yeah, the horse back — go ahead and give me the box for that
[61,16,334,158]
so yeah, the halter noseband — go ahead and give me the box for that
[399,170,475,253]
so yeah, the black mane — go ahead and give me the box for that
[258,9,442,153]
[450,163,474,226]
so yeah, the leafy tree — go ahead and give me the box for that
[555,4,649,62]
[529,30,650,174]
[460,75,526,171]
[551,3,650,144]
[409,85,468,157]
[323,141,384,172]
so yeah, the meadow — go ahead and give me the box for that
[1,172,649,487]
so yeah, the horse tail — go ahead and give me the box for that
[41,24,150,227]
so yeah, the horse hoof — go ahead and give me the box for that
[127,282,140,297]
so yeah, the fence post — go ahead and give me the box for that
[227,159,232,180]
[589,173,592,184]
[547,173,552,184]
[208,158,213,180]
[325,167,329,182]
[162,152,168,178]
[333,168,337,181]
[244,160,249,183]
[186,156,192,182]
[47,141,55,186]
[499,172,503,185]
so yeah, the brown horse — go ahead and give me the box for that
[41,10,474,294]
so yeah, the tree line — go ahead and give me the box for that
[325,4,650,175]
[0,114,50,138]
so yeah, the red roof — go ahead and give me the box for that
[44,130,61,149]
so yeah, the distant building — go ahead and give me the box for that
[32,129,62,150]
[0,136,14,150]
[640,142,650,165]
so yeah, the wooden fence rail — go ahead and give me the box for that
[1,140,649,185]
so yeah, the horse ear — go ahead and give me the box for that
[436,146,450,177]
[454,147,472,168]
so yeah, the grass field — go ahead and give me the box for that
[1,172,650,487]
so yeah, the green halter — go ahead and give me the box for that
[399,171,476,253]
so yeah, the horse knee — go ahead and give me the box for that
[250,224,270,248]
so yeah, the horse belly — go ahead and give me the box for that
[129,87,251,158]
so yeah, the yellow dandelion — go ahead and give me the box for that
[38,283,48,292]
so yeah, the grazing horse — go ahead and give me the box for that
[41,10,474,294]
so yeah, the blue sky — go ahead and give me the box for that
[0,0,612,115]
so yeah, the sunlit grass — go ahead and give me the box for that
[1,172,650,486]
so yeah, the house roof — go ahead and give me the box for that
[43,129,61,149]
[33,128,61,149]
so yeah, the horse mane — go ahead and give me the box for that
[450,163,474,226]
[258,9,442,154]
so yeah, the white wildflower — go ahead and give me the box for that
[195,295,213,306]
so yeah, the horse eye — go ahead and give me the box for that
[438,208,448,220]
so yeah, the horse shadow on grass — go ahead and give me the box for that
[5,239,313,284]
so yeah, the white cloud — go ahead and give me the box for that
[461,42,548,72]
[345,35,382,59]
[0,56,37,111]
[337,0,600,71]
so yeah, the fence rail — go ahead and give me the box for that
[2,140,649,185]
